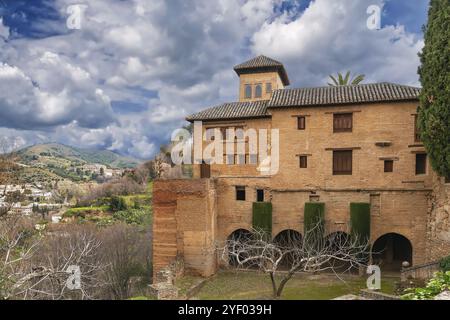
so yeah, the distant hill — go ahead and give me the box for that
[16,143,141,169]
[11,143,141,184]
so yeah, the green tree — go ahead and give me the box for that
[328,71,365,86]
[418,0,450,179]
[110,196,127,212]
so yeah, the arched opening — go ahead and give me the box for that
[372,233,413,271]
[273,230,303,269]
[325,232,356,273]
[255,84,262,98]
[227,229,252,267]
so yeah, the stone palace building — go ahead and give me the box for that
[153,56,450,278]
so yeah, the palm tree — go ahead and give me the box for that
[328,71,365,86]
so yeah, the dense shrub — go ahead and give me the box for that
[440,255,450,272]
[110,196,127,212]
[403,271,450,300]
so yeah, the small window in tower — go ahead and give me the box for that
[245,85,252,99]
[266,83,272,94]
[255,84,262,98]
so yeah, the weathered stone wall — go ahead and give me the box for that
[427,174,450,261]
[152,179,218,279]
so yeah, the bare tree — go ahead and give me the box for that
[100,224,152,299]
[0,219,107,300]
[220,221,370,298]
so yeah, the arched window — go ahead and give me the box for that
[245,85,252,99]
[255,84,262,98]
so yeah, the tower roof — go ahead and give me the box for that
[233,55,290,86]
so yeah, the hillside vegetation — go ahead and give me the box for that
[17,143,140,169]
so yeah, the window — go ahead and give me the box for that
[333,150,352,175]
[245,85,252,99]
[415,153,427,175]
[256,189,264,202]
[237,154,245,165]
[266,83,272,94]
[297,116,306,130]
[255,84,262,98]
[333,113,353,133]
[236,186,246,201]
[445,176,450,184]
[205,128,215,141]
[414,114,421,142]
[249,154,258,165]
[299,156,308,168]
[227,154,235,165]
[384,160,394,173]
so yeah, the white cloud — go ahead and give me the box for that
[0,18,9,39]
[251,0,423,86]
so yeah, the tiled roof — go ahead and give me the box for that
[234,55,290,85]
[234,55,284,70]
[186,83,421,122]
[186,100,269,121]
[268,82,420,108]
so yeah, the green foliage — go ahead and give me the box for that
[252,202,272,235]
[328,71,365,86]
[304,203,325,234]
[402,271,450,300]
[63,206,109,218]
[418,0,450,178]
[350,203,371,243]
[440,255,450,272]
[113,209,149,225]
[110,196,127,212]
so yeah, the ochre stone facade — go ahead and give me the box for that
[152,56,450,279]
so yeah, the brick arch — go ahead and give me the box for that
[272,226,302,239]
[372,232,413,271]
[273,229,303,244]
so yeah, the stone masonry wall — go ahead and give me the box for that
[152,179,218,279]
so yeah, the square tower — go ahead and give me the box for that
[234,55,290,102]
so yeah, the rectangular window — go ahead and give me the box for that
[333,150,353,175]
[266,83,272,94]
[384,160,394,173]
[256,189,264,202]
[414,114,421,142]
[445,176,450,184]
[333,113,353,133]
[416,153,427,175]
[297,116,306,130]
[236,186,246,201]
[299,156,308,168]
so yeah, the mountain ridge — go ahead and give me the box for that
[16,143,141,169]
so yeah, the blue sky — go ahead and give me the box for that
[0,0,430,158]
